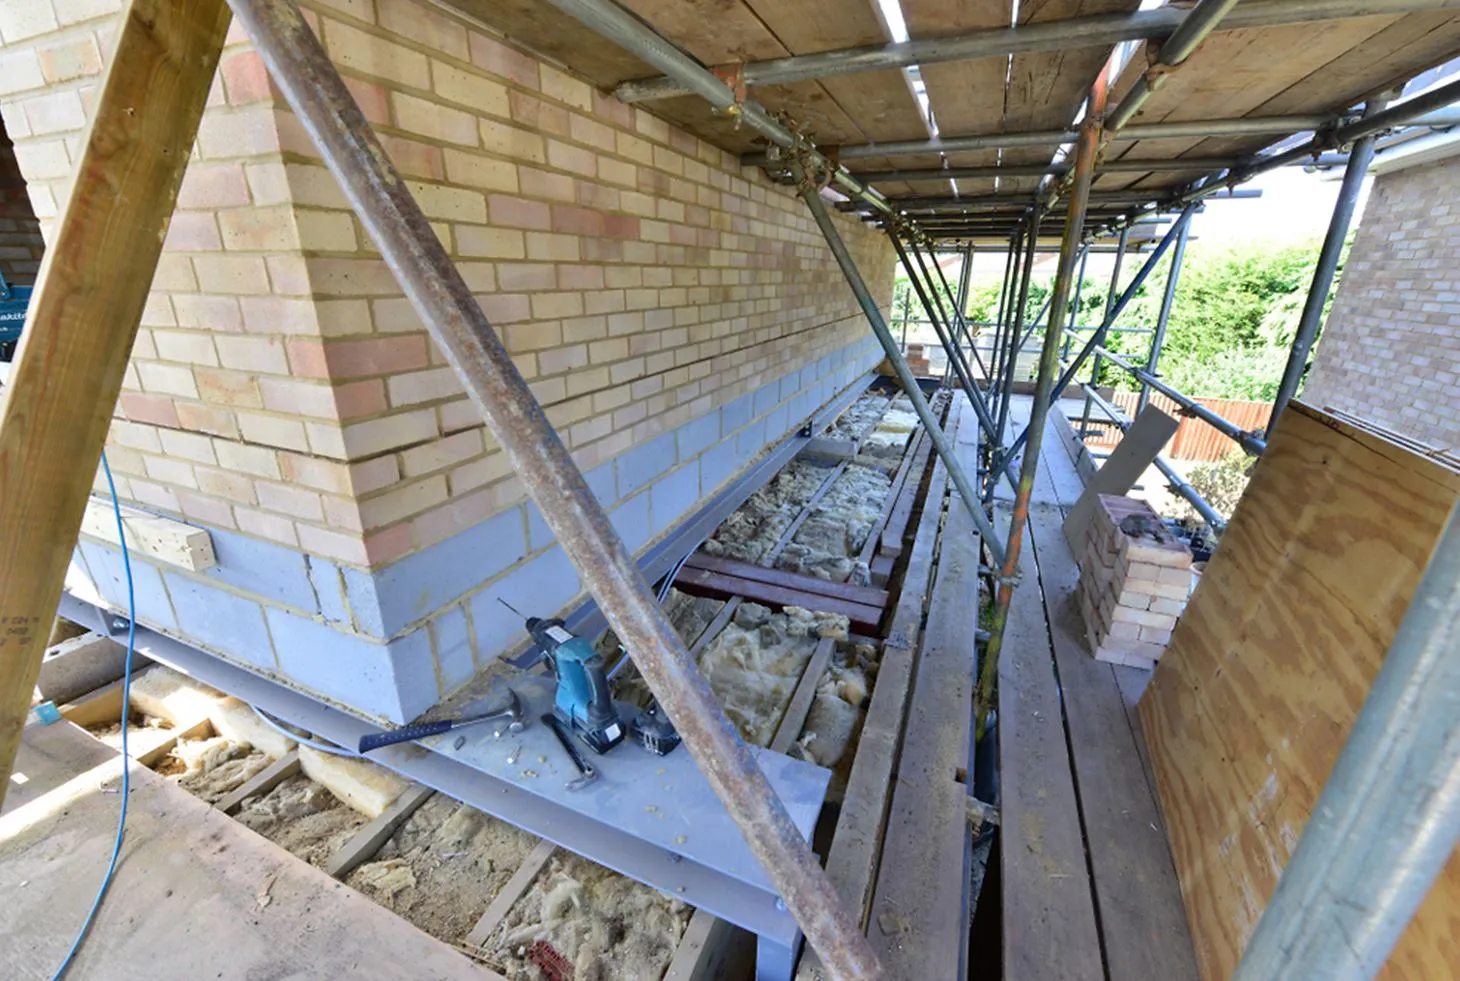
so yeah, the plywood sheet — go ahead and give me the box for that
[1138,402,1460,981]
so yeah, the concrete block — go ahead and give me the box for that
[722,393,753,433]
[583,461,617,505]
[388,628,440,723]
[266,608,416,723]
[342,566,385,638]
[610,491,652,553]
[616,430,676,496]
[753,383,778,418]
[298,744,411,819]
[163,572,276,670]
[128,663,227,723]
[778,372,800,402]
[650,460,701,534]
[699,438,742,494]
[736,418,767,458]
[467,546,583,662]
[36,632,140,706]
[430,604,476,694]
[204,526,319,614]
[763,404,790,445]
[676,410,720,459]
[308,556,351,628]
[525,501,555,551]
[77,540,178,632]
[370,507,528,635]
[208,696,296,758]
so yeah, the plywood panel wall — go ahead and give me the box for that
[1138,402,1460,980]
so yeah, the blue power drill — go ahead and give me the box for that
[500,599,624,755]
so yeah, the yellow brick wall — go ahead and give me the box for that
[0,0,894,571]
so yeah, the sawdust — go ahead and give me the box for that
[693,603,847,746]
[157,734,272,803]
[828,393,892,441]
[775,464,892,584]
[791,641,882,798]
[234,773,366,867]
[700,461,831,564]
[485,850,691,981]
[346,794,539,944]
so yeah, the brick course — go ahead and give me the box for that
[1304,154,1460,451]
[3,0,894,719]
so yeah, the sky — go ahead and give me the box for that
[960,164,1363,286]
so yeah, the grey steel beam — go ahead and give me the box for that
[794,160,1007,570]
[1107,0,1242,132]
[1235,502,1460,980]
[230,1,883,978]
[1272,98,1391,429]
[617,0,1460,103]
[1137,217,1190,414]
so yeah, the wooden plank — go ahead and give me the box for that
[664,908,748,981]
[796,399,958,981]
[465,838,557,948]
[674,566,884,634]
[769,636,838,755]
[873,433,933,561]
[78,497,216,572]
[214,749,302,816]
[1138,402,1460,981]
[59,675,130,729]
[997,512,1104,981]
[1028,502,1198,981]
[0,0,231,807]
[858,430,928,565]
[2,720,114,816]
[684,552,890,609]
[133,717,212,769]
[325,783,436,879]
[1,723,496,980]
[1062,405,1179,548]
[867,472,981,978]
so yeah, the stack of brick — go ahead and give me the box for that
[903,343,930,376]
[1076,494,1193,669]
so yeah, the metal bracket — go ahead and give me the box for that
[712,62,748,128]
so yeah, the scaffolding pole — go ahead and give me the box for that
[1095,346,1268,456]
[1137,217,1190,414]
[618,0,1459,102]
[1105,0,1242,132]
[995,205,1198,472]
[1272,96,1390,428]
[798,162,1007,567]
[976,64,1110,738]
[1080,225,1129,437]
[989,224,1025,391]
[989,209,1043,500]
[923,238,990,379]
[1235,502,1460,980]
[228,2,883,977]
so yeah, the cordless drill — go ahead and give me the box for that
[499,600,624,755]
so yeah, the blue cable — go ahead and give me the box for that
[49,451,136,980]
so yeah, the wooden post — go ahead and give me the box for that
[0,0,231,806]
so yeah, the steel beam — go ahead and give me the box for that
[794,162,1007,569]
[1137,217,1190,414]
[617,0,1460,103]
[978,66,1110,739]
[1107,0,1242,132]
[1235,502,1460,980]
[229,2,883,978]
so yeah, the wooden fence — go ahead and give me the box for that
[1083,391,1271,462]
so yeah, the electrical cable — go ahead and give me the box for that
[248,703,356,757]
[50,452,135,980]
